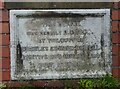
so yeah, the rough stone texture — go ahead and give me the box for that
[10,9,111,80]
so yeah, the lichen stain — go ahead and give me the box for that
[24,12,86,44]
[16,12,106,78]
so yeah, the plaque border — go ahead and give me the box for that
[10,9,111,80]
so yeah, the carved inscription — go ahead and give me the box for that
[10,10,111,79]
[17,17,104,76]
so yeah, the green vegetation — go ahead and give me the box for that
[78,74,120,89]
[0,82,7,89]
[1,74,120,89]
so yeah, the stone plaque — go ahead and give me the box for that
[10,9,111,80]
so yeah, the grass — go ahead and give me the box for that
[1,74,120,89]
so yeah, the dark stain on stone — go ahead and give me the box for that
[16,11,104,18]
[100,33,106,70]
[16,41,23,73]
[101,33,105,59]
[101,33,104,48]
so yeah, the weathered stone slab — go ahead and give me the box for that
[10,9,111,80]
